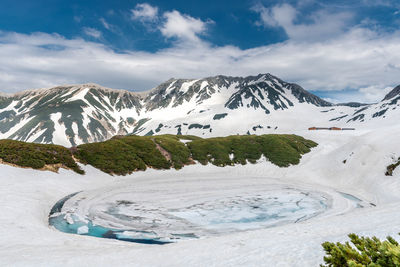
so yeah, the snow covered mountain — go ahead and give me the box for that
[0,73,398,146]
[325,86,400,127]
[0,84,142,146]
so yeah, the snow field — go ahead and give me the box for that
[0,126,399,266]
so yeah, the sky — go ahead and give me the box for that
[1,0,400,103]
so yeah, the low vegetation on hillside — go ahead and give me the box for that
[74,134,317,175]
[187,134,316,167]
[0,139,83,174]
[321,233,400,266]
[386,157,400,176]
[74,135,173,175]
[0,134,317,175]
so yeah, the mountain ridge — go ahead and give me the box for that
[2,83,143,98]
[0,73,331,103]
[382,85,400,101]
[0,73,399,146]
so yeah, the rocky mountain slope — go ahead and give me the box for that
[0,85,142,146]
[0,73,398,146]
[330,85,400,125]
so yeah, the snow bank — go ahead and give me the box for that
[0,127,399,266]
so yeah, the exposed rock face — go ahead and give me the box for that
[0,84,142,146]
[0,75,398,146]
[383,85,400,101]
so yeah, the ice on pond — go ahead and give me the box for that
[49,185,331,244]
[77,225,89,235]
[169,193,327,231]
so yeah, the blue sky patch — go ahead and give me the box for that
[0,0,399,102]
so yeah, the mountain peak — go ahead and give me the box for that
[0,73,364,147]
[11,83,142,98]
[382,85,400,101]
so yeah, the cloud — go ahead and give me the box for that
[0,26,400,102]
[99,18,111,30]
[361,0,399,7]
[359,85,394,102]
[99,18,119,34]
[160,10,210,42]
[73,16,82,23]
[82,27,102,39]
[130,3,211,43]
[321,97,340,104]
[131,3,158,22]
[253,3,353,41]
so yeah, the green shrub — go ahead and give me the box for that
[152,135,191,169]
[74,139,148,175]
[187,134,317,167]
[0,134,317,176]
[188,137,232,165]
[118,136,171,169]
[386,157,400,176]
[0,139,83,174]
[321,233,400,267]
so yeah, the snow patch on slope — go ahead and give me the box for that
[50,112,70,147]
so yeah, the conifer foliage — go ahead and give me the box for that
[321,233,400,266]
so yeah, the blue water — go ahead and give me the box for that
[49,197,172,245]
[49,214,172,244]
[338,192,365,208]
[338,192,363,202]
[49,192,80,215]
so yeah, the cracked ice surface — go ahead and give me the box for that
[51,183,331,242]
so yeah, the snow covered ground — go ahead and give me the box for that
[0,127,400,266]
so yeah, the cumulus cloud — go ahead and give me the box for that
[131,3,158,22]
[253,3,352,41]
[0,27,400,102]
[82,27,102,39]
[160,10,210,42]
[130,3,211,43]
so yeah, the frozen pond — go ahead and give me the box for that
[49,184,331,244]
